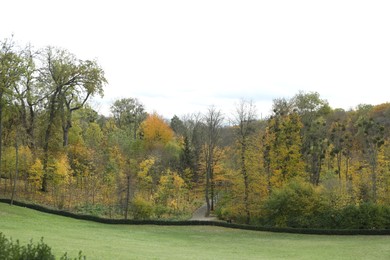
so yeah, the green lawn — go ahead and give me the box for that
[0,202,389,259]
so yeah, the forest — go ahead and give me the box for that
[1,38,389,229]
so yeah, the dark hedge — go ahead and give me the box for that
[1,199,389,235]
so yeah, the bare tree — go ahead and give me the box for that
[233,99,257,224]
[202,106,224,216]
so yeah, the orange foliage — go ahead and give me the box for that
[140,113,174,147]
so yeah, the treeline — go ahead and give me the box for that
[1,38,389,227]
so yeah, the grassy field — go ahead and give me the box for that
[0,202,389,259]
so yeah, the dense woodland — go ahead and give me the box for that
[1,38,390,228]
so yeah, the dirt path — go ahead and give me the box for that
[190,203,218,221]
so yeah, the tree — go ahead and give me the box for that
[0,38,23,192]
[329,113,353,181]
[202,106,224,216]
[13,44,42,151]
[180,113,204,183]
[263,108,305,188]
[39,47,106,191]
[170,115,186,137]
[232,99,257,224]
[292,91,331,185]
[110,98,147,139]
[357,116,385,202]
[140,113,174,148]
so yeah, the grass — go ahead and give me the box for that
[0,202,389,259]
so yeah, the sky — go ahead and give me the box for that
[1,0,390,119]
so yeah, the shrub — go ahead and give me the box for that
[334,203,390,229]
[259,180,390,229]
[0,232,85,260]
[131,196,154,220]
[74,203,110,217]
[259,180,330,228]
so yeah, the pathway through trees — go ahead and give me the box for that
[190,203,218,221]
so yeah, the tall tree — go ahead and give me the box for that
[13,44,42,150]
[39,47,106,191]
[181,113,203,182]
[292,91,331,185]
[202,106,224,216]
[357,115,385,202]
[0,38,23,191]
[329,111,353,181]
[264,106,305,188]
[232,99,257,224]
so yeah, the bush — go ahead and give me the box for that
[259,180,330,228]
[131,196,154,220]
[154,204,168,218]
[215,193,248,223]
[74,203,110,217]
[259,180,390,229]
[0,232,85,260]
[333,203,390,229]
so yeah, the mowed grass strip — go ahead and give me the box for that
[0,203,389,259]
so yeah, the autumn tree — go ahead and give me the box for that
[39,47,106,191]
[292,91,331,185]
[328,110,353,181]
[140,113,174,148]
[201,106,224,215]
[357,115,385,202]
[232,99,257,224]
[179,113,204,183]
[0,38,23,191]
[155,169,187,215]
[263,106,305,189]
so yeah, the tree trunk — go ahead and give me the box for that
[241,143,250,224]
[42,91,60,192]
[337,152,342,180]
[124,174,131,219]
[205,166,210,217]
[11,132,19,205]
[62,111,72,147]
[63,124,70,147]
[42,126,51,192]
[371,163,377,203]
[210,168,214,211]
[0,100,3,194]
[345,155,350,182]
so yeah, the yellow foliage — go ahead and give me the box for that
[28,159,44,189]
[48,154,72,185]
[155,169,187,211]
[1,145,33,176]
[137,157,155,192]
[140,113,174,147]
[173,173,185,190]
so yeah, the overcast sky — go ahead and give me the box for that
[1,0,390,119]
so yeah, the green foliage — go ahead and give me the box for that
[131,196,154,220]
[329,203,390,229]
[260,180,329,228]
[0,232,85,260]
[74,203,110,217]
[259,181,390,229]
